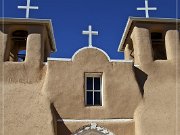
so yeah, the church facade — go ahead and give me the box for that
[0,17,179,135]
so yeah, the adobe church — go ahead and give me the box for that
[0,16,179,135]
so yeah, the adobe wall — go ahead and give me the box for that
[3,82,54,135]
[43,47,141,119]
[2,20,178,135]
[43,47,142,135]
[130,27,180,135]
[0,31,54,135]
[0,31,6,135]
[0,25,142,135]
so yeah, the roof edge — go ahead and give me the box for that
[0,17,52,23]
[117,17,133,52]
[0,17,57,52]
[118,17,180,52]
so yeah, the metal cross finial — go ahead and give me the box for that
[18,0,39,18]
[82,25,98,47]
[137,0,157,18]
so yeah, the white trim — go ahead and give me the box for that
[47,46,133,63]
[72,46,111,61]
[118,17,132,52]
[57,118,133,123]
[85,73,102,106]
[49,19,57,52]
[101,74,104,106]
[47,57,71,61]
[47,57,133,63]
[110,59,133,63]
[134,64,140,67]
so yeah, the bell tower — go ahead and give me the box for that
[0,18,56,63]
[0,18,56,83]
[118,17,179,66]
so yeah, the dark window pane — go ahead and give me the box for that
[151,32,162,40]
[87,92,93,105]
[151,32,167,60]
[94,92,101,105]
[94,77,100,90]
[12,30,28,37]
[87,77,93,90]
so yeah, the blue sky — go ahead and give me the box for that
[0,0,179,59]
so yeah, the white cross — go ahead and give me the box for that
[82,25,98,47]
[137,0,157,18]
[18,0,39,18]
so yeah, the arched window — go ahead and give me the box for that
[9,30,28,62]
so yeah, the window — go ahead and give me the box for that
[151,32,167,60]
[85,73,102,106]
[9,30,28,62]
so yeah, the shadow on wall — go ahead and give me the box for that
[133,66,148,97]
[51,104,72,135]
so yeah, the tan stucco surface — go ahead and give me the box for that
[129,26,179,135]
[44,47,141,119]
[0,28,55,135]
[3,83,54,135]
[0,27,141,134]
[0,18,179,135]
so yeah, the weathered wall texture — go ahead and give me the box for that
[1,19,179,135]
[44,47,141,119]
[0,30,54,135]
[0,30,7,135]
[130,27,180,135]
[3,82,54,135]
[177,30,180,135]
[43,47,142,134]
[1,27,142,135]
